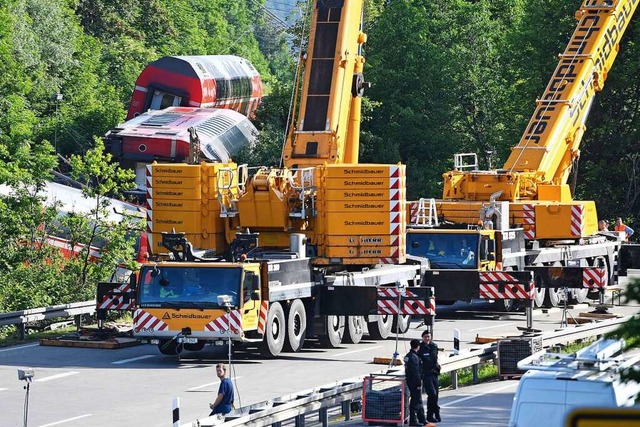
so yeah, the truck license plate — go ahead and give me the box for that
[180,337,198,344]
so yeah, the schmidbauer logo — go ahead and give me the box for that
[162,312,170,320]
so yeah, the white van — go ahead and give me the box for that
[508,339,640,427]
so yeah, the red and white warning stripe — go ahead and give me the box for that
[134,309,169,332]
[409,200,419,224]
[376,288,435,315]
[523,204,535,240]
[205,310,243,334]
[583,267,607,289]
[97,284,135,310]
[479,271,533,300]
[479,283,533,300]
[571,205,584,237]
[377,298,435,315]
[257,301,269,335]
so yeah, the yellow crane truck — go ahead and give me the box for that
[406,0,639,314]
[98,0,434,357]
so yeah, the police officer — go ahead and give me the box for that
[404,338,427,426]
[419,330,441,423]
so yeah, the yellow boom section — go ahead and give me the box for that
[442,0,638,203]
[282,0,366,169]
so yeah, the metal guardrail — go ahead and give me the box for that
[184,315,633,427]
[0,300,96,339]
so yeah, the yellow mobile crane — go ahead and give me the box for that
[406,0,639,312]
[100,0,433,357]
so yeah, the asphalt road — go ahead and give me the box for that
[0,299,636,427]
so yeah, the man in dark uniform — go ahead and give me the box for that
[419,330,441,422]
[404,338,427,426]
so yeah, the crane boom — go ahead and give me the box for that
[504,0,639,188]
[282,0,366,169]
[442,0,638,204]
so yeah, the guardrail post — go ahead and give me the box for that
[74,314,82,329]
[19,324,26,340]
[295,414,305,427]
[319,407,328,426]
[451,369,458,389]
[272,422,281,427]
[472,364,479,384]
[342,400,351,420]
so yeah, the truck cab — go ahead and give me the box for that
[134,261,263,355]
[407,228,497,271]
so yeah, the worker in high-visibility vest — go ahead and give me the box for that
[615,217,634,242]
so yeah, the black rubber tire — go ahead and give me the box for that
[391,314,411,334]
[571,259,589,304]
[259,302,286,357]
[367,315,393,340]
[283,299,307,352]
[318,315,345,348]
[532,264,546,308]
[158,339,183,356]
[344,316,365,344]
[544,262,564,308]
[495,298,517,312]
[184,341,206,352]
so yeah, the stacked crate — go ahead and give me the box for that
[318,164,406,265]
[146,162,236,254]
[497,336,543,379]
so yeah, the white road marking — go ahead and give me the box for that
[0,343,39,352]
[0,388,7,392]
[334,346,382,357]
[111,354,156,365]
[35,371,79,382]
[188,376,243,391]
[37,414,92,426]
[469,323,515,332]
[441,382,518,407]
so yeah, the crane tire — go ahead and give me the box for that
[319,315,345,348]
[392,315,411,334]
[367,315,393,340]
[283,299,307,352]
[259,302,286,357]
[344,316,365,344]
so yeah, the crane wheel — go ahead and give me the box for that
[391,314,411,334]
[571,259,590,304]
[544,262,564,308]
[319,315,345,347]
[283,299,307,352]
[259,302,286,357]
[344,316,365,344]
[367,315,393,340]
[531,263,546,307]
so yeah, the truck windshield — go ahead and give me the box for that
[138,266,242,308]
[407,233,479,269]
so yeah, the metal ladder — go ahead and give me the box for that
[414,198,439,227]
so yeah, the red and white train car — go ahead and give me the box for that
[0,181,148,263]
[126,55,263,120]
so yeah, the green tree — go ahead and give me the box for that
[67,138,138,292]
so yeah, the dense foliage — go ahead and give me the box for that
[0,0,638,325]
